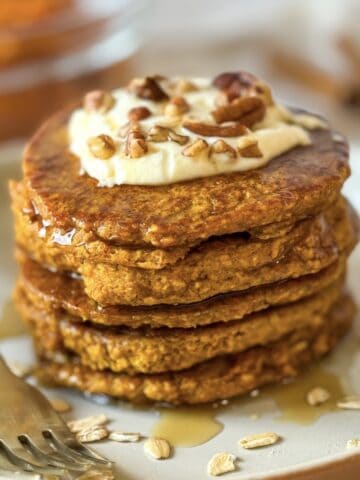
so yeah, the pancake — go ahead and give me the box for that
[11,180,312,272]
[16,255,347,329]
[23,106,349,249]
[74,198,357,305]
[17,279,344,374]
[34,293,355,405]
[11,180,315,271]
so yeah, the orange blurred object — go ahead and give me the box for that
[0,0,143,141]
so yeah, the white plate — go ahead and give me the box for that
[0,143,359,480]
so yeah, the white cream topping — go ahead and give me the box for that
[69,77,327,186]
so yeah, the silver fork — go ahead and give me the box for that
[0,356,112,478]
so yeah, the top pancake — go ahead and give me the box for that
[23,107,350,248]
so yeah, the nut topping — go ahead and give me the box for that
[87,134,116,159]
[212,71,259,99]
[125,125,147,158]
[148,125,189,145]
[254,81,274,106]
[212,96,266,126]
[128,106,151,122]
[182,138,208,157]
[127,76,168,101]
[183,121,248,137]
[147,125,169,142]
[238,138,263,158]
[175,78,197,94]
[168,130,189,145]
[83,90,115,113]
[210,139,237,162]
[213,71,258,90]
[164,96,190,116]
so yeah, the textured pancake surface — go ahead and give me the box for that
[16,279,343,374]
[35,293,355,404]
[16,255,347,328]
[63,198,357,305]
[23,108,349,248]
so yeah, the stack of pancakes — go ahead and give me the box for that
[11,77,359,405]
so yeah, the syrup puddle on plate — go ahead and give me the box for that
[151,364,352,447]
[152,406,223,447]
[0,298,27,339]
[261,365,345,425]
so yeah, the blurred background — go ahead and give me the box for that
[0,0,359,143]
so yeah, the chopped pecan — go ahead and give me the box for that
[128,106,151,121]
[148,125,189,145]
[238,138,263,158]
[126,126,147,158]
[165,97,190,116]
[182,138,208,157]
[212,96,265,126]
[213,72,273,106]
[147,125,169,142]
[213,72,257,89]
[254,81,274,106]
[183,121,248,137]
[87,134,116,159]
[83,90,115,113]
[168,130,189,145]
[215,90,236,107]
[127,76,168,101]
[210,139,237,162]
[175,78,197,94]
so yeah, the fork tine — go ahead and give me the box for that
[43,430,111,467]
[18,435,89,472]
[0,440,65,476]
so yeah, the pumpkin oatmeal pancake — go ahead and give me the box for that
[34,293,355,405]
[17,278,344,374]
[64,197,357,305]
[21,76,349,250]
[11,72,358,405]
[15,255,347,329]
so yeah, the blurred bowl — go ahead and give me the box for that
[0,0,146,141]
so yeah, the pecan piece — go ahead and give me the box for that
[147,125,169,142]
[238,138,263,158]
[212,96,266,126]
[128,106,151,121]
[213,72,273,106]
[213,71,258,97]
[175,78,197,94]
[210,139,237,162]
[182,138,208,157]
[213,71,257,89]
[254,81,274,106]
[165,96,190,116]
[125,125,147,158]
[168,130,189,145]
[87,134,116,159]
[83,90,115,113]
[148,125,189,145]
[183,121,248,137]
[127,76,168,101]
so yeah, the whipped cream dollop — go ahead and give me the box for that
[69,75,327,186]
